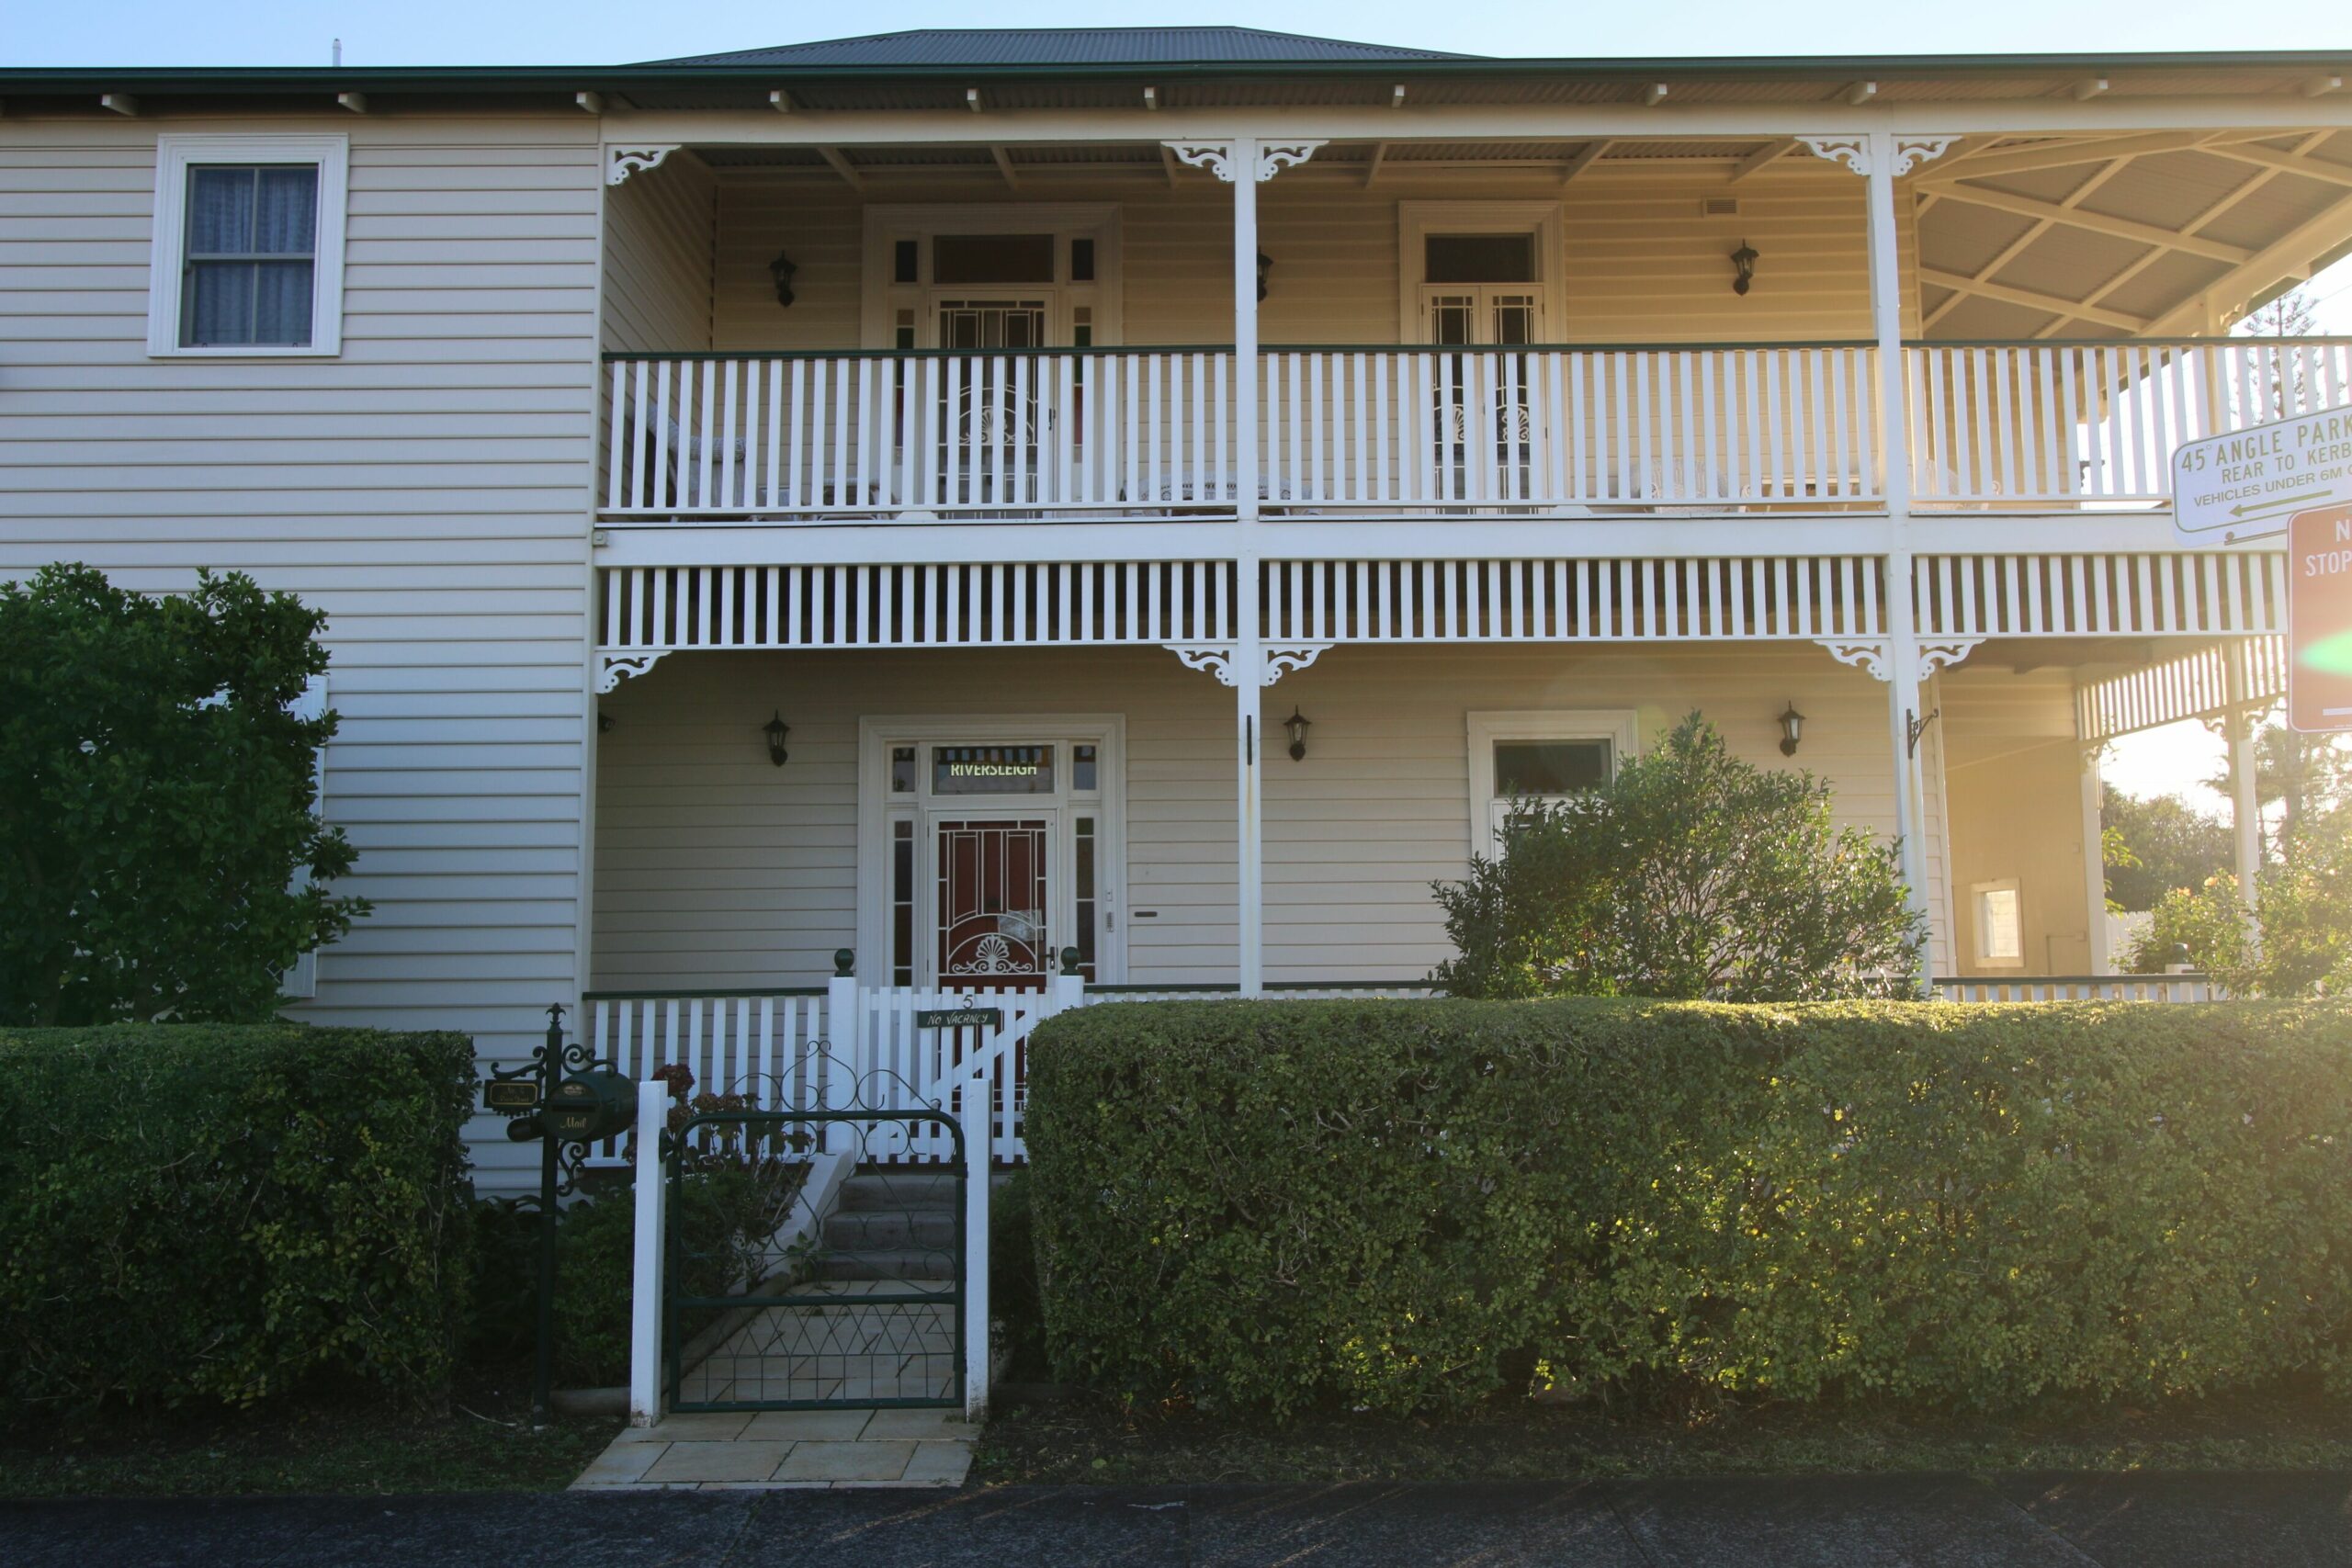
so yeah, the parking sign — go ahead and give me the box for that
[2288,502,2352,734]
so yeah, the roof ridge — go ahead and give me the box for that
[639,27,1476,69]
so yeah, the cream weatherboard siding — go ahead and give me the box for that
[698,163,1914,352]
[603,148,715,354]
[588,643,1917,992]
[0,113,601,1191]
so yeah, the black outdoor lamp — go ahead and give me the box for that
[1778,701,1805,757]
[1730,239,1758,297]
[1283,705,1312,761]
[1256,250,1273,303]
[767,250,798,308]
[763,711,790,767]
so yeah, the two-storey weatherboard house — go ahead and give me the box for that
[3,29,2339,1181]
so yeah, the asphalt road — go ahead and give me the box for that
[5,1473,2347,1566]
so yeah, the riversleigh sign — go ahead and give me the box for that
[2289,502,2352,734]
[2175,406,2352,547]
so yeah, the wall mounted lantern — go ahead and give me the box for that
[1730,240,1758,297]
[1256,250,1273,303]
[1283,705,1312,761]
[763,711,791,767]
[1778,701,1805,757]
[767,250,798,308]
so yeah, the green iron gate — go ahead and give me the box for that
[665,1101,965,1413]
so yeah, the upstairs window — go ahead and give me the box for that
[1425,232,1536,283]
[182,165,320,347]
[149,135,346,356]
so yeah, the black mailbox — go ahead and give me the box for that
[537,1070,637,1143]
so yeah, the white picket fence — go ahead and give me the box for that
[583,973,2224,1162]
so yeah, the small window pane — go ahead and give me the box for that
[187,167,254,253]
[1978,888,2022,962]
[1427,233,1535,283]
[893,239,920,284]
[1495,739,1609,795]
[933,232,1055,285]
[890,746,917,793]
[1069,237,1096,282]
[1073,743,1098,792]
[933,744,1054,795]
[254,166,317,254]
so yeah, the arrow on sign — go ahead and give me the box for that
[2232,489,2337,520]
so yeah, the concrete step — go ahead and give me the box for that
[836,1170,961,1212]
[822,1208,959,1250]
[812,1248,959,1282]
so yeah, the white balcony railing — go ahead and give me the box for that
[600,338,2352,522]
[1909,337,2352,506]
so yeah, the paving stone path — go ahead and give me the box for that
[6,1473,2350,1566]
[572,1407,974,1490]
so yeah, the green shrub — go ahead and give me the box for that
[1431,715,1922,1000]
[1026,998,2352,1422]
[0,1023,477,1416]
[989,1169,1049,1382]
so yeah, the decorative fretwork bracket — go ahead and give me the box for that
[1164,642,1239,686]
[1798,134,1959,177]
[1917,638,1983,675]
[596,649,670,693]
[1164,641,1333,686]
[1160,140,1327,183]
[606,145,681,186]
[1261,642,1332,684]
[1816,638,1889,681]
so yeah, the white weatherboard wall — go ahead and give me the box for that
[589,644,1911,990]
[0,113,602,1192]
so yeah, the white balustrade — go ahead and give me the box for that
[1908,338,2352,506]
[1261,345,1882,510]
[604,350,1235,518]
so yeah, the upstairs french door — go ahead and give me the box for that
[1421,288,1543,500]
[932,299,1048,507]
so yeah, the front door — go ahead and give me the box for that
[934,300,1049,507]
[869,731,1119,989]
[1421,288,1543,500]
[934,815,1053,987]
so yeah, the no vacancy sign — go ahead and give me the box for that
[2175,406,2352,547]
[2289,503,2352,733]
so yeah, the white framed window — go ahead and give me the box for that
[1397,202,1566,344]
[149,134,347,357]
[859,204,1122,349]
[1972,880,2025,968]
[1466,709,1637,852]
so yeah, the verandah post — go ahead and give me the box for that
[1233,135,1267,996]
[628,1077,668,1427]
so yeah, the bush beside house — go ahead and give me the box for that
[0,1024,477,1416]
[1025,998,2352,1422]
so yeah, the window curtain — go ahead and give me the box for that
[184,164,316,346]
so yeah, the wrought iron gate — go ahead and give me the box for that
[664,1091,965,1413]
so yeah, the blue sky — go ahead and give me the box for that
[10,0,2340,68]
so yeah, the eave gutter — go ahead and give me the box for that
[6,49,2352,97]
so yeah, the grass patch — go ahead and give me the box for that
[0,1382,620,1498]
[973,1387,2352,1485]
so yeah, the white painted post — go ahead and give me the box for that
[1232,136,1267,998]
[2080,743,2113,974]
[960,1072,989,1422]
[1861,130,1938,982]
[628,1078,669,1427]
[2226,642,2263,915]
[826,947,860,1072]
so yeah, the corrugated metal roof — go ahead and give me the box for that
[646,28,1476,69]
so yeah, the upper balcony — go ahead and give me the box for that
[598,336,2352,523]
[592,120,2352,533]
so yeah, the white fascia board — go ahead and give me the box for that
[604,97,2352,149]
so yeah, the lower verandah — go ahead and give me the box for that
[589,643,2093,992]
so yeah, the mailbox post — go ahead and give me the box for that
[483,1003,636,1419]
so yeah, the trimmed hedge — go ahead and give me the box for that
[0,1023,478,1416]
[1025,998,2352,1420]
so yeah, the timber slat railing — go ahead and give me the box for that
[601,338,2352,522]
